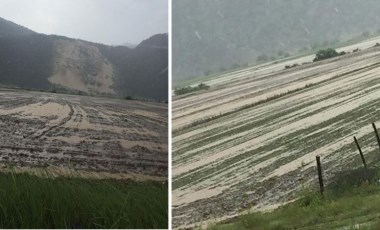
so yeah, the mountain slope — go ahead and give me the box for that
[97,34,168,100]
[0,17,34,37]
[0,17,168,101]
[0,33,54,89]
[49,38,116,94]
[173,0,380,81]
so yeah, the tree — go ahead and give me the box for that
[174,83,210,96]
[313,48,339,62]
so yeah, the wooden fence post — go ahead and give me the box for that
[354,136,367,169]
[316,156,324,196]
[372,122,380,158]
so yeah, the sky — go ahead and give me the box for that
[0,0,168,45]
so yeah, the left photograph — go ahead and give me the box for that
[0,0,168,229]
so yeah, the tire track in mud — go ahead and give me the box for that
[32,102,74,139]
[0,90,168,180]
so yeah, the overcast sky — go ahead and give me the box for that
[0,0,168,45]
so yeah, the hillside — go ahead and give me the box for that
[0,17,34,37]
[173,0,380,81]
[0,17,168,101]
[97,34,168,100]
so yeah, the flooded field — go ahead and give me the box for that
[0,89,168,180]
[172,39,380,228]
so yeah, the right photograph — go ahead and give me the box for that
[172,0,380,229]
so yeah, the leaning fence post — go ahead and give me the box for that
[354,136,367,169]
[372,122,380,158]
[316,156,324,196]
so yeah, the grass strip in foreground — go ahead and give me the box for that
[211,169,380,230]
[0,172,167,229]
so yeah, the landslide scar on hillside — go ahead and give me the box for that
[48,39,115,94]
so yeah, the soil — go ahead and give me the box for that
[0,89,168,180]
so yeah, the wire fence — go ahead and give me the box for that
[315,122,380,196]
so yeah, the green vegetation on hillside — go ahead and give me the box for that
[0,172,167,229]
[0,17,168,101]
[0,17,34,37]
[97,34,168,101]
[174,83,210,95]
[173,0,380,81]
[0,34,54,89]
[313,48,340,62]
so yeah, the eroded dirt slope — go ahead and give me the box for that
[48,39,115,94]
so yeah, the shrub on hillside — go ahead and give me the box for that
[284,63,299,69]
[174,83,210,96]
[339,51,347,55]
[313,48,339,62]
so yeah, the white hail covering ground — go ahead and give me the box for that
[172,36,380,228]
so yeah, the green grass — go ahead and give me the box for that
[0,172,167,229]
[210,168,380,230]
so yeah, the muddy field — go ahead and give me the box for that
[0,89,168,180]
[172,37,380,228]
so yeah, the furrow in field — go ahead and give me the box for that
[172,47,380,228]
[173,51,380,130]
[174,66,380,175]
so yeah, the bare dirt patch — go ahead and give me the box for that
[48,39,115,94]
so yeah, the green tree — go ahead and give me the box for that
[313,48,339,62]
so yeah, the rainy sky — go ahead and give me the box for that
[0,0,168,45]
